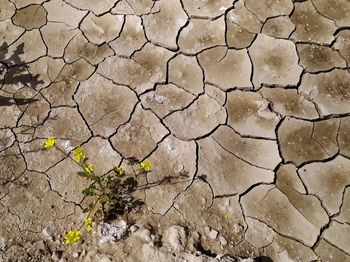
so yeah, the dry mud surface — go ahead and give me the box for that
[0,0,350,261]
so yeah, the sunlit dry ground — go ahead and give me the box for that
[0,0,350,261]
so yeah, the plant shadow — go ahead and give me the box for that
[0,41,44,107]
[102,159,191,222]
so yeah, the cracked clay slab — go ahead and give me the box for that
[143,0,187,50]
[75,74,138,137]
[198,47,252,90]
[277,117,339,166]
[198,137,274,196]
[241,184,323,247]
[226,90,280,139]
[110,104,169,160]
[2,0,350,260]
[299,156,350,215]
[144,136,196,215]
[299,69,350,117]
[249,34,303,89]
[164,94,226,140]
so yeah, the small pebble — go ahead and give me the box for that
[130,225,138,232]
[33,240,45,250]
[204,226,210,235]
[209,229,218,239]
[219,236,227,246]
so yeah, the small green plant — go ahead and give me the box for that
[43,137,152,245]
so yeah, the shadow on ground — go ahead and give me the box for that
[0,42,43,107]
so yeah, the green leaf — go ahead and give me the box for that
[82,187,94,196]
[99,194,109,204]
[88,203,95,211]
[77,171,88,178]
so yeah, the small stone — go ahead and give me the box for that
[130,225,138,233]
[163,226,187,252]
[219,254,255,262]
[150,234,158,242]
[0,236,5,250]
[219,236,227,246]
[41,224,56,239]
[209,229,218,239]
[72,252,79,258]
[133,229,152,243]
[51,251,63,261]
[204,226,210,235]
[34,240,45,251]
[99,220,127,244]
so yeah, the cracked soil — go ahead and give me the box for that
[0,0,350,261]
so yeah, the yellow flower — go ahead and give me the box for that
[85,164,94,174]
[86,224,92,233]
[114,166,124,175]
[140,161,152,172]
[72,146,86,162]
[85,217,93,233]
[64,229,82,245]
[44,137,55,149]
